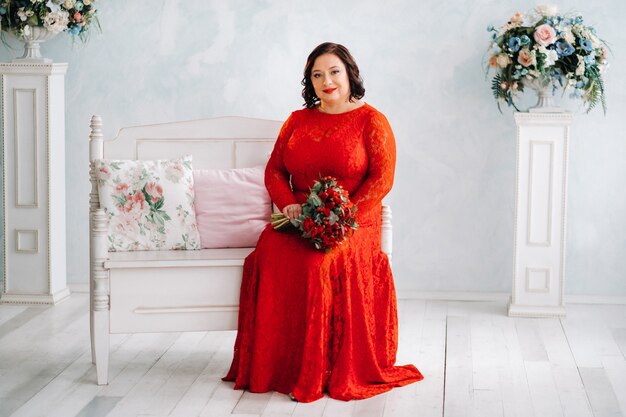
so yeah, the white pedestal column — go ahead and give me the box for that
[508,112,572,317]
[0,63,69,304]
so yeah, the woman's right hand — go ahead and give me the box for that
[282,204,302,220]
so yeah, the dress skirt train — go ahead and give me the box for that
[223,220,423,402]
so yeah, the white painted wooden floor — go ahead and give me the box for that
[0,293,625,417]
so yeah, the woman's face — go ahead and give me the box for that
[311,53,351,107]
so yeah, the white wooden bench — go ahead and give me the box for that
[88,115,394,385]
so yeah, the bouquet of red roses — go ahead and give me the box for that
[271,176,358,251]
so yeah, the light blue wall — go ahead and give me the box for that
[1,0,624,296]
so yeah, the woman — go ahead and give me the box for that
[223,42,423,402]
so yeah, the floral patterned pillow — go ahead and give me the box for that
[95,155,201,251]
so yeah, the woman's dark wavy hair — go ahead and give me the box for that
[301,42,365,108]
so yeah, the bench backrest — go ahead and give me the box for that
[99,116,283,169]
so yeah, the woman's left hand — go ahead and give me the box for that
[283,204,302,220]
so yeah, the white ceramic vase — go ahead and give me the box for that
[11,26,59,64]
[523,76,565,113]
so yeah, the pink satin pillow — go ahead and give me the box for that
[193,166,270,248]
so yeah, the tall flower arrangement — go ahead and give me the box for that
[0,0,99,42]
[486,5,609,113]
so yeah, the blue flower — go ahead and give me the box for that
[0,6,6,14]
[570,89,583,98]
[519,35,531,46]
[574,16,583,25]
[575,78,590,89]
[512,68,529,79]
[584,54,596,65]
[69,26,82,36]
[579,38,593,52]
[555,41,575,57]
[508,37,521,52]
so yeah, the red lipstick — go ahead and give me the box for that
[322,88,337,94]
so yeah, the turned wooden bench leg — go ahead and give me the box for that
[89,115,109,384]
[91,208,110,385]
[90,278,95,365]
[92,309,110,385]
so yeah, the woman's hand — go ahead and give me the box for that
[282,204,302,220]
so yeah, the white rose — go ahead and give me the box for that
[63,0,75,9]
[43,10,70,33]
[561,28,575,44]
[538,45,558,67]
[523,14,541,27]
[535,4,558,17]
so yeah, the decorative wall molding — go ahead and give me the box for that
[0,63,68,74]
[526,140,553,247]
[525,267,550,293]
[15,229,39,253]
[13,88,39,208]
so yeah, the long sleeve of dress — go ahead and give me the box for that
[265,113,298,211]
[350,113,397,214]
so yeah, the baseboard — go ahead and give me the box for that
[397,290,510,302]
[565,294,626,305]
[65,285,626,305]
[397,290,626,305]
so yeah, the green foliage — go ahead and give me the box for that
[585,66,606,114]
[491,73,520,113]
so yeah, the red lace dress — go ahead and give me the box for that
[223,103,423,402]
